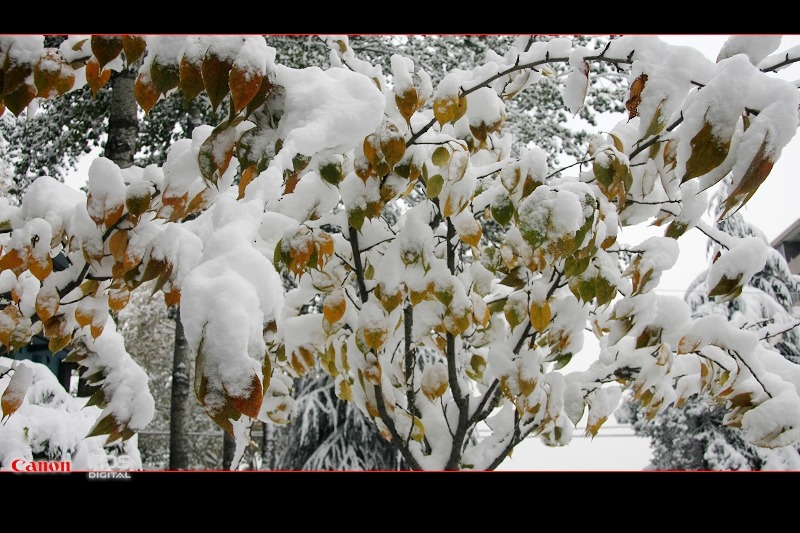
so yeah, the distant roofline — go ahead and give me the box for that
[771,218,800,248]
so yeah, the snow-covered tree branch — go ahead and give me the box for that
[1,35,800,470]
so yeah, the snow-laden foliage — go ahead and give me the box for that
[1,35,800,470]
[0,356,143,469]
[619,188,800,470]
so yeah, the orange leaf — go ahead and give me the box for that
[246,76,273,117]
[1,364,32,420]
[75,306,93,328]
[164,287,181,307]
[323,289,346,324]
[91,36,123,70]
[227,374,263,419]
[34,49,75,98]
[238,165,257,200]
[202,53,233,111]
[230,65,263,114]
[134,72,159,115]
[35,286,60,322]
[122,36,146,66]
[108,286,130,312]
[103,204,125,229]
[27,255,52,281]
[187,189,213,215]
[85,57,111,97]
[626,74,647,120]
[0,248,24,271]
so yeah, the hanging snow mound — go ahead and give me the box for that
[275,65,385,166]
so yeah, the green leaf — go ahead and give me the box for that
[426,174,444,199]
[432,146,450,167]
[491,193,514,227]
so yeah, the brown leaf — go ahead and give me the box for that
[134,71,159,115]
[230,65,263,115]
[433,93,468,126]
[85,57,111,97]
[150,59,180,95]
[91,36,123,70]
[626,74,648,120]
[121,36,146,66]
[3,83,36,116]
[395,86,418,122]
[1,56,33,98]
[681,117,731,183]
[179,54,205,104]
[202,53,233,111]
[719,134,774,220]
[198,120,240,187]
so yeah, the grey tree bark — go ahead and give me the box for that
[103,69,138,168]
[169,310,192,469]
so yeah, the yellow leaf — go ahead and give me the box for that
[364,323,388,351]
[48,333,72,354]
[323,289,346,324]
[337,379,353,401]
[108,230,128,262]
[85,57,111,97]
[91,36,123,70]
[395,86,418,122]
[433,93,467,126]
[229,65,263,114]
[529,300,552,333]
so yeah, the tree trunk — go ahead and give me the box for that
[169,309,192,469]
[104,69,139,168]
[222,432,236,470]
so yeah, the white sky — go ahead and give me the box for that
[63,35,800,471]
